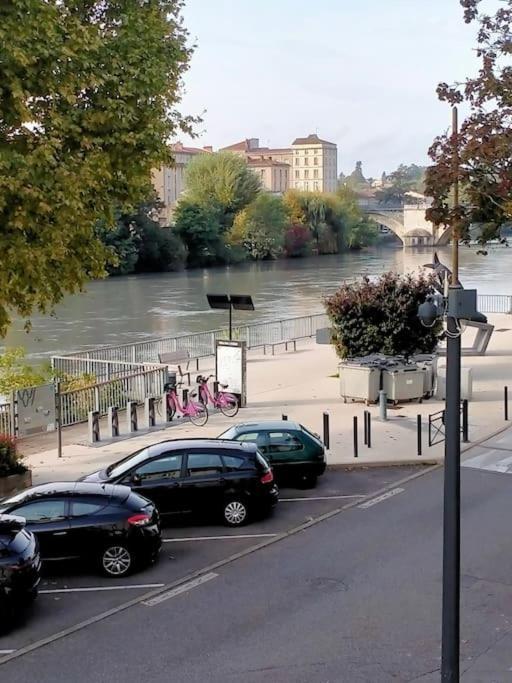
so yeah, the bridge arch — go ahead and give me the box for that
[365,211,405,244]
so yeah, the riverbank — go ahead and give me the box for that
[20,313,512,483]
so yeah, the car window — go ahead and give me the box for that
[107,446,151,478]
[222,455,246,471]
[186,453,224,477]
[134,454,183,481]
[236,432,267,448]
[71,500,106,517]
[267,431,304,453]
[12,499,67,523]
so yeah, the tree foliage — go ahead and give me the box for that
[0,348,49,397]
[0,0,194,336]
[184,152,261,228]
[228,194,287,260]
[325,272,442,359]
[425,0,512,243]
[174,200,225,267]
[284,225,312,257]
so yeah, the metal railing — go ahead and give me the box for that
[52,356,165,382]
[55,312,330,368]
[60,367,168,427]
[478,294,512,314]
[0,403,13,437]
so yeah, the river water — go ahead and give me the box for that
[5,246,512,359]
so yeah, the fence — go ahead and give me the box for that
[0,403,13,437]
[54,312,330,369]
[478,294,512,314]
[52,356,165,382]
[59,366,168,427]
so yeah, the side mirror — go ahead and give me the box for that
[131,473,142,485]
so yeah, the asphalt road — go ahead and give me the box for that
[2,461,512,682]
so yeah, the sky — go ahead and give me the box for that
[177,0,485,178]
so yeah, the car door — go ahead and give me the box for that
[180,451,226,518]
[121,453,185,515]
[265,431,307,474]
[7,499,70,560]
[67,496,111,558]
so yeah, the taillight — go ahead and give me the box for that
[260,470,273,484]
[127,513,151,527]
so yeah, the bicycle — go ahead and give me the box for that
[164,381,209,427]
[193,374,240,418]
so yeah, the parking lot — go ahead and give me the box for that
[0,464,430,662]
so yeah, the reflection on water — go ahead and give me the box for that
[4,246,512,359]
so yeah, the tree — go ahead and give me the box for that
[95,221,140,276]
[0,348,50,397]
[0,1,195,336]
[184,152,261,228]
[284,225,312,257]
[174,200,225,267]
[425,0,512,243]
[325,273,443,359]
[228,194,287,260]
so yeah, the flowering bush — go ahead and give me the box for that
[324,272,443,359]
[284,224,312,257]
[0,434,27,477]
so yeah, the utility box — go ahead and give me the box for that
[436,366,473,401]
[339,363,381,404]
[382,366,425,403]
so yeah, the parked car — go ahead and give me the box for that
[218,420,326,488]
[81,439,278,527]
[0,514,41,631]
[0,482,161,578]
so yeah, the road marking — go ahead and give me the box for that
[0,651,15,655]
[281,494,365,502]
[358,488,405,509]
[163,534,277,542]
[143,573,218,607]
[40,583,165,595]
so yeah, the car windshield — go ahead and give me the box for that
[106,447,151,478]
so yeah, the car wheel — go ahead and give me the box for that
[99,544,133,578]
[300,474,318,489]
[223,498,249,527]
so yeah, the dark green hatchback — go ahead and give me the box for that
[218,420,326,488]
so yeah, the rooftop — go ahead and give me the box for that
[292,133,336,147]
[247,157,290,167]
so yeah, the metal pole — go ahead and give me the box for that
[353,416,358,458]
[56,381,62,459]
[367,411,371,449]
[229,303,233,341]
[462,400,469,443]
[441,106,461,683]
[323,412,330,450]
[417,414,422,456]
[282,414,288,421]
[363,410,368,445]
[505,386,509,421]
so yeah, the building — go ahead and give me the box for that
[290,134,338,193]
[247,157,289,194]
[152,142,212,224]
[221,139,292,167]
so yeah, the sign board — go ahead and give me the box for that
[215,340,247,408]
[15,384,56,437]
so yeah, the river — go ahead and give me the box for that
[4,246,512,359]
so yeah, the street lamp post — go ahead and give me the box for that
[441,106,462,682]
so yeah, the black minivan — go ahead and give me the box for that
[82,439,279,526]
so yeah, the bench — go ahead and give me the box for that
[158,351,197,385]
[263,340,297,356]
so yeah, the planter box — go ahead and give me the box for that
[0,470,32,498]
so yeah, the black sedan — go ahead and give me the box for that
[0,514,41,632]
[0,482,161,578]
[82,439,279,526]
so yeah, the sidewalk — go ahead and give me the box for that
[21,314,512,485]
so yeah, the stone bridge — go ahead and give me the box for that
[359,201,451,247]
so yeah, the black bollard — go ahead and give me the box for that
[462,400,469,443]
[363,410,368,446]
[417,414,422,456]
[367,411,372,449]
[353,416,358,458]
[282,414,288,421]
[505,386,509,421]
[323,412,330,450]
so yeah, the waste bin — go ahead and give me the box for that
[436,366,473,401]
[339,363,381,404]
[382,365,425,404]
[411,354,438,398]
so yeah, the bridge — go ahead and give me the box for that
[358,199,451,247]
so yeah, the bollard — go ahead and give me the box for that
[417,414,422,456]
[144,397,156,428]
[367,411,372,449]
[182,388,189,407]
[379,390,388,421]
[107,406,119,438]
[505,386,509,421]
[127,401,138,432]
[161,392,173,422]
[323,412,330,450]
[462,399,469,443]
[88,410,100,443]
[353,416,358,458]
[213,381,219,397]
[282,414,288,421]
[56,381,62,458]
[363,410,368,446]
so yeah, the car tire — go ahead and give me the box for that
[300,474,318,489]
[99,543,133,578]
[222,498,249,527]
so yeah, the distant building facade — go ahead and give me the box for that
[247,157,289,194]
[152,142,212,224]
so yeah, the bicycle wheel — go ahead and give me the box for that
[189,402,209,427]
[219,392,239,418]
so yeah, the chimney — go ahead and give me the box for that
[247,138,260,150]
[203,145,213,152]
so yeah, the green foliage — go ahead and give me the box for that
[95,221,140,276]
[174,200,226,267]
[0,0,195,336]
[184,152,261,228]
[284,225,312,257]
[229,194,287,260]
[325,272,443,359]
[345,219,379,250]
[0,348,50,396]
[0,435,26,477]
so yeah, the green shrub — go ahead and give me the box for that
[0,435,26,477]
[325,272,443,359]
